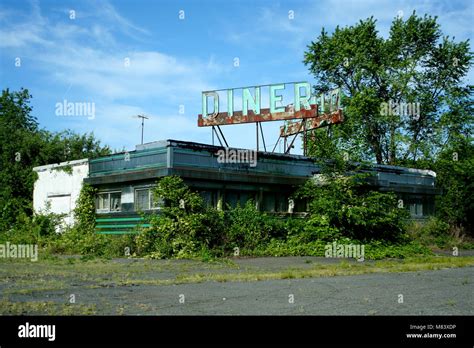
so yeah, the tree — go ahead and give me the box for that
[0,88,111,232]
[303,12,472,166]
[295,173,409,242]
[38,129,112,164]
[434,137,474,234]
[0,88,41,230]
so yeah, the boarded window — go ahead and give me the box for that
[48,195,71,215]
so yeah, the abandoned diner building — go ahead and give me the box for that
[33,83,439,234]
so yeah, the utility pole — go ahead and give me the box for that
[134,115,149,144]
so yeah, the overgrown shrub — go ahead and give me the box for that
[434,139,474,237]
[73,184,97,233]
[1,174,450,261]
[0,210,63,246]
[224,201,273,250]
[145,176,224,258]
[295,173,409,242]
[407,217,474,249]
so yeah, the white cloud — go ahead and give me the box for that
[2,0,471,152]
[0,0,224,99]
[223,0,473,49]
[92,0,150,37]
[37,48,214,100]
[0,0,227,150]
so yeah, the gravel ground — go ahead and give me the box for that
[1,257,472,315]
[60,266,474,315]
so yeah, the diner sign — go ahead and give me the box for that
[198,82,341,127]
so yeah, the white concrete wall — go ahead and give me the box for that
[33,159,88,228]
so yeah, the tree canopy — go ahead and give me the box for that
[0,88,111,231]
[303,12,473,233]
[304,12,472,166]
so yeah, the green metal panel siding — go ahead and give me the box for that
[95,215,151,234]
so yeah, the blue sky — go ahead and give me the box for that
[1,0,472,154]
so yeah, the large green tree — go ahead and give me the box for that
[0,88,41,230]
[0,88,111,231]
[304,12,472,166]
[303,13,473,234]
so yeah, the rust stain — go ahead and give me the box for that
[198,104,318,127]
[280,110,344,137]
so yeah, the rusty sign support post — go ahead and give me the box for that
[256,122,259,152]
[259,122,267,152]
[216,125,228,147]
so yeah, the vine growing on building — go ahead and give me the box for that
[73,184,97,233]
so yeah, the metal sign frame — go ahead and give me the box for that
[198,82,343,154]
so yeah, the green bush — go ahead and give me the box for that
[73,184,97,233]
[301,214,339,242]
[407,216,473,249]
[434,139,474,236]
[296,173,409,242]
[0,210,63,246]
[224,201,272,250]
[144,176,224,259]
[363,240,432,259]
[0,174,449,261]
[47,226,136,258]
[245,237,431,259]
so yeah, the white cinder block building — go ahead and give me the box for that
[33,159,88,228]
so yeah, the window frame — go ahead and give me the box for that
[135,187,162,211]
[96,191,122,213]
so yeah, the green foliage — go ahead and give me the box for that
[245,236,430,260]
[0,88,111,233]
[304,13,472,165]
[296,173,409,242]
[433,138,474,235]
[0,211,64,246]
[144,178,301,258]
[47,229,135,258]
[0,88,39,231]
[38,130,111,165]
[363,240,432,259]
[154,175,203,213]
[408,217,473,249]
[143,176,225,259]
[73,184,97,233]
[224,201,273,250]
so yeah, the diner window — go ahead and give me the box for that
[409,202,423,217]
[97,191,121,212]
[135,188,162,211]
